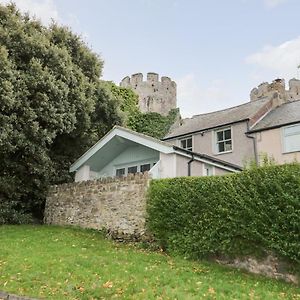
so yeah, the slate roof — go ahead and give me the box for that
[249,100,300,132]
[164,97,271,140]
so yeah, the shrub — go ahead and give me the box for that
[147,163,300,263]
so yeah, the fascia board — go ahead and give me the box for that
[117,129,174,154]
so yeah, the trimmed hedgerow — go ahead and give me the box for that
[147,163,300,263]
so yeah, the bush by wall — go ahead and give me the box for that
[147,164,300,264]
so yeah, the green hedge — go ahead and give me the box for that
[147,164,300,263]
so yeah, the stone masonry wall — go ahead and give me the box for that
[120,72,177,116]
[44,173,150,239]
[250,78,300,102]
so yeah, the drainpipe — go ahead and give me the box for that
[187,154,195,176]
[246,121,258,165]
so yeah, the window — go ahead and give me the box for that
[215,127,232,153]
[140,163,151,173]
[128,166,138,174]
[116,168,125,177]
[204,164,214,176]
[180,136,192,151]
[283,124,300,153]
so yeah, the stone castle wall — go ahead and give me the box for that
[44,173,150,239]
[250,78,300,102]
[120,72,177,116]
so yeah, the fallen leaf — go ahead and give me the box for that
[103,281,113,288]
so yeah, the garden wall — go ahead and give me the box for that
[44,173,149,239]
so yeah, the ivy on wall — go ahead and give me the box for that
[106,82,180,139]
[128,109,179,139]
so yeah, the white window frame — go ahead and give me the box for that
[179,136,193,151]
[214,127,233,154]
[282,124,300,153]
[127,165,138,174]
[140,163,151,173]
[203,163,215,176]
[116,167,126,177]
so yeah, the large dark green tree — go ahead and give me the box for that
[0,4,123,223]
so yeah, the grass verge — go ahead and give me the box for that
[0,225,299,299]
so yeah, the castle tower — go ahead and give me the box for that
[250,78,300,103]
[120,72,177,116]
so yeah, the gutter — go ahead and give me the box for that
[246,120,258,165]
[187,153,195,176]
[173,146,243,172]
[247,120,300,134]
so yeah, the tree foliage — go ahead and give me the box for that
[105,82,180,139]
[128,109,179,139]
[0,4,123,222]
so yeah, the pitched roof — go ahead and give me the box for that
[249,100,300,132]
[70,126,174,172]
[164,97,271,140]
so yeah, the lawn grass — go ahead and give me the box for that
[0,226,299,299]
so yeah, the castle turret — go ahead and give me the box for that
[250,78,300,105]
[120,72,177,116]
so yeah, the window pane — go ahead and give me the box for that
[204,164,213,176]
[225,140,232,151]
[128,166,137,174]
[284,135,300,152]
[116,168,125,177]
[180,137,193,151]
[217,131,223,141]
[224,129,231,140]
[218,142,225,152]
[181,140,186,148]
[284,125,300,136]
[140,164,151,173]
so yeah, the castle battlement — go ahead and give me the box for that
[250,78,300,102]
[120,72,177,116]
[121,72,176,88]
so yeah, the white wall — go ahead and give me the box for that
[160,152,234,178]
[75,165,90,182]
[159,153,177,178]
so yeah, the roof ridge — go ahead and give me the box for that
[190,97,269,119]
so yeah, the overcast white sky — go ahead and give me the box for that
[1,0,300,117]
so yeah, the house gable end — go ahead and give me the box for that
[69,126,173,172]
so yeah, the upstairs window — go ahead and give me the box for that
[215,127,232,153]
[283,124,300,153]
[180,136,193,151]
